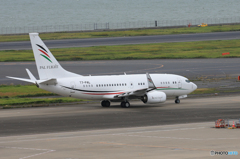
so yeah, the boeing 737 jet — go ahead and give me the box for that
[7,33,197,108]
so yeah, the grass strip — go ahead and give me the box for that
[0,97,84,107]
[0,85,86,107]
[1,39,240,62]
[0,85,55,97]
[1,24,240,42]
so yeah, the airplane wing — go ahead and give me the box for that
[114,88,148,98]
[114,73,156,98]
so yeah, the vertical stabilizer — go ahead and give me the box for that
[29,33,80,79]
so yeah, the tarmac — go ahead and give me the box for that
[0,123,239,159]
[0,95,240,158]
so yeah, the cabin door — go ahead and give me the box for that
[178,78,182,89]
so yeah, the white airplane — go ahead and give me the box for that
[7,33,197,108]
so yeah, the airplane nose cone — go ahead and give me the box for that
[192,83,197,90]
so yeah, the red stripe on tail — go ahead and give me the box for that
[39,49,50,58]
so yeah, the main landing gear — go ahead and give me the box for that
[175,97,180,104]
[101,100,110,107]
[120,101,130,108]
[101,99,131,108]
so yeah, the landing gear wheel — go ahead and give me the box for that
[120,101,130,108]
[101,100,110,107]
[175,98,180,104]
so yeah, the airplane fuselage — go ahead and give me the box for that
[40,74,196,100]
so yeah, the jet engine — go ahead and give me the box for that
[141,90,166,104]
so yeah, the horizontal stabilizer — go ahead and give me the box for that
[39,78,57,85]
[6,76,35,84]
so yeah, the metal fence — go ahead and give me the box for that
[1,17,240,35]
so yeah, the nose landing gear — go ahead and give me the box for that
[175,97,180,104]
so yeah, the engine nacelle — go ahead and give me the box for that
[141,90,166,104]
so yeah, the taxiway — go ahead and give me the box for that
[0,95,240,158]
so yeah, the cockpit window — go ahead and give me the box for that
[185,80,190,83]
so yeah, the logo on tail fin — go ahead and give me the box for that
[36,44,52,63]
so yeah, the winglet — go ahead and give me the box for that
[146,73,156,89]
[26,69,37,81]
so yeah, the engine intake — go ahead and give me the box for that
[141,90,166,104]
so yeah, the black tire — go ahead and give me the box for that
[101,100,110,107]
[125,102,130,108]
[101,100,105,107]
[120,101,130,108]
[120,102,125,108]
[105,101,110,107]
[175,99,180,104]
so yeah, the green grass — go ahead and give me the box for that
[1,24,240,42]
[0,97,84,107]
[1,39,240,62]
[0,85,54,97]
[0,85,85,107]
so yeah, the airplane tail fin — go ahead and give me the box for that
[29,33,80,80]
